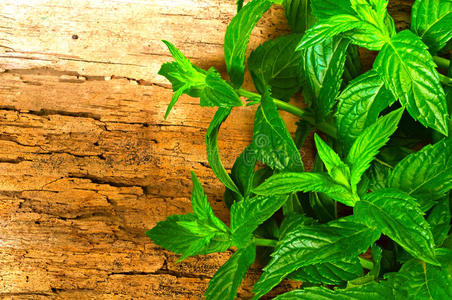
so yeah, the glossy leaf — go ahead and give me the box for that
[206,108,241,196]
[225,0,273,87]
[310,191,336,222]
[388,138,452,209]
[314,134,345,173]
[411,0,452,53]
[231,195,288,247]
[248,34,303,100]
[289,258,363,285]
[365,163,390,191]
[200,69,243,107]
[355,188,439,265]
[283,0,315,33]
[236,0,244,12]
[297,15,362,50]
[346,108,404,188]
[205,243,256,300]
[314,134,351,187]
[336,70,396,152]
[373,30,449,135]
[302,0,393,51]
[146,214,231,261]
[278,213,316,239]
[342,0,394,50]
[274,282,394,300]
[308,154,337,222]
[427,196,451,246]
[253,172,357,206]
[252,218,380,298]
[343,45,362,83]
[190,172,229,232]
[301,37,350,119]
[390,259,452,299]
[159,41,242,118]
[231,144,257,198]
[310,0,354,19]
[252,92,303,171]
[313,136,340,169]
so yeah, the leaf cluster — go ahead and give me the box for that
[149,0,452,299]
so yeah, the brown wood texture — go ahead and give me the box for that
[0,1,412,299]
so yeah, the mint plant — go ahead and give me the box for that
[148,0,452,298]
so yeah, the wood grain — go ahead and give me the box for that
[0,1,411,298]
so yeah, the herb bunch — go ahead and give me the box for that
[148,0,452,299]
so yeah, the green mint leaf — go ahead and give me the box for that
[308,155,337,222]
[204,243,256,300]
[146,214,231,261]
[294,121,312,148]
[298,0,393,51]
[373,30,449,135]
[310,0,354,20]
[252,217,380,299]
[200,68,243,107]
[231,194,288,248]
[310,191,336,222]
[355,188,439,266]
[349,0,390,36]
[314,134,351,188]
[164,84,189,119]
[236,0,244,12]
[282,0,315,33]
[366,163,390,191]
[190,172,230,232]
[282,193,303,216]
[253,172,357,206]
[388,258,452,299]
[147,213,200,254]
[159,41,242,118]
[427,196,451,246]
[368,244,383,279]
[337,70,396,152]
[411,0,452,54]
[388,138,452,210]
[343,45,362,84]
[341,0,395,50]
[296,15,363,49]
[274,281,393,300]
[147,173,231,261]
[346,108,404,188]
[225,0,273,87]
[248,34,303,101]
[231,144,258,198]
[278,213,316,239]
[289,258,363,285]
[252,92,304,171]
[206,108,242,196]
[313,135,342,171]
[301,37,350,120]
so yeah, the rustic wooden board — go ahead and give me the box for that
[0,1,411,299]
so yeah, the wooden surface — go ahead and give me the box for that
[0,1,411,299]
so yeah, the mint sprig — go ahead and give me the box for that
[150,0,452,299]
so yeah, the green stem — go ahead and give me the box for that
[254,238,278,247]
[237,88,260,99]
[358,257,375,270]
[375,158,393,169]
[439,74,452,87]
[434,56,450,70]
[237,88,337,138]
